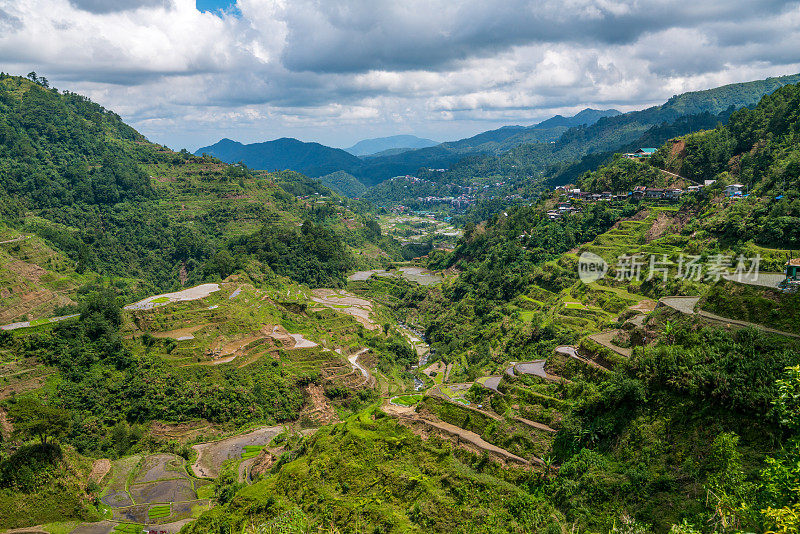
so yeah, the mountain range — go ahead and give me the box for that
[195,137,362,177]
[196,74,800,192]
[344,135,439,157]
[195,107,620,188]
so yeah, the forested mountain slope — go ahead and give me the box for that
[195,137,363,176]
[0,74,398,309]
[345,135,439,156]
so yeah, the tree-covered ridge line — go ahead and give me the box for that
[0,74,401,298]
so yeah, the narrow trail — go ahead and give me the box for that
[697,309,800,338]
[348,348,374,386]
[0,235,30,245]
[555,345,610,371]
[658,296,800,338]
[382,404,537,466]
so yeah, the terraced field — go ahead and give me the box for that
[98,453,211,527]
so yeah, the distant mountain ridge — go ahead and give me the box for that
[195,75,800,187]
[195,137,362,177]
[535,108,622,129]
[345,135,439,156]
[195,108,619,182]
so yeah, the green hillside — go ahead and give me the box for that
[2,75,800,534]
[317,170,368,197]
[0,74,398,300]
[195,137,363,177]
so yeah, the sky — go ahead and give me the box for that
[1,1,799,151]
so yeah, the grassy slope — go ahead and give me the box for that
[0,224,90,324]
[185,406,564,534]
[0,446,101,529]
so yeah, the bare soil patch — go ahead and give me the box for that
[629,299,657,313]
[149,420,212,442]
[0,373,51,400]
[645,211,678,242]
[0,406,12,439]
[89,459,111,484]
[262,324,316,349]
[5,259,47,282]
[249,449,276,479]
[192,425,284,478]
[301,383,339,426]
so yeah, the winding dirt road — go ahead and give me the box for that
[348,348,374,386]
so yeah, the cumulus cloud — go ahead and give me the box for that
[68,0,173,14]
[0,0,798,149]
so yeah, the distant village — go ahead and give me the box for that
[389,174,520,210]
[547,148,748,220]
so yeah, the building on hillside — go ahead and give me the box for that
[601,191,613,200]
[623,148,658,159]
[645,188,665,199]
[704,179,717,187]
[786,259,800,282]
[632,186,647,200]
[726,184,745,197]
[664,188,684,199]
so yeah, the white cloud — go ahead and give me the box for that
[0,0,798,149]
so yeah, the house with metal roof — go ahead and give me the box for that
[725,184,745,197]
[786,258,800,282]
[624,148,658,159]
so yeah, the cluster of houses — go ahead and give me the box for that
[547,202,581,220]
[549,178,748,220]
[416,194,475,208]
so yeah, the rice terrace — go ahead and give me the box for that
[3,12,800,533]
